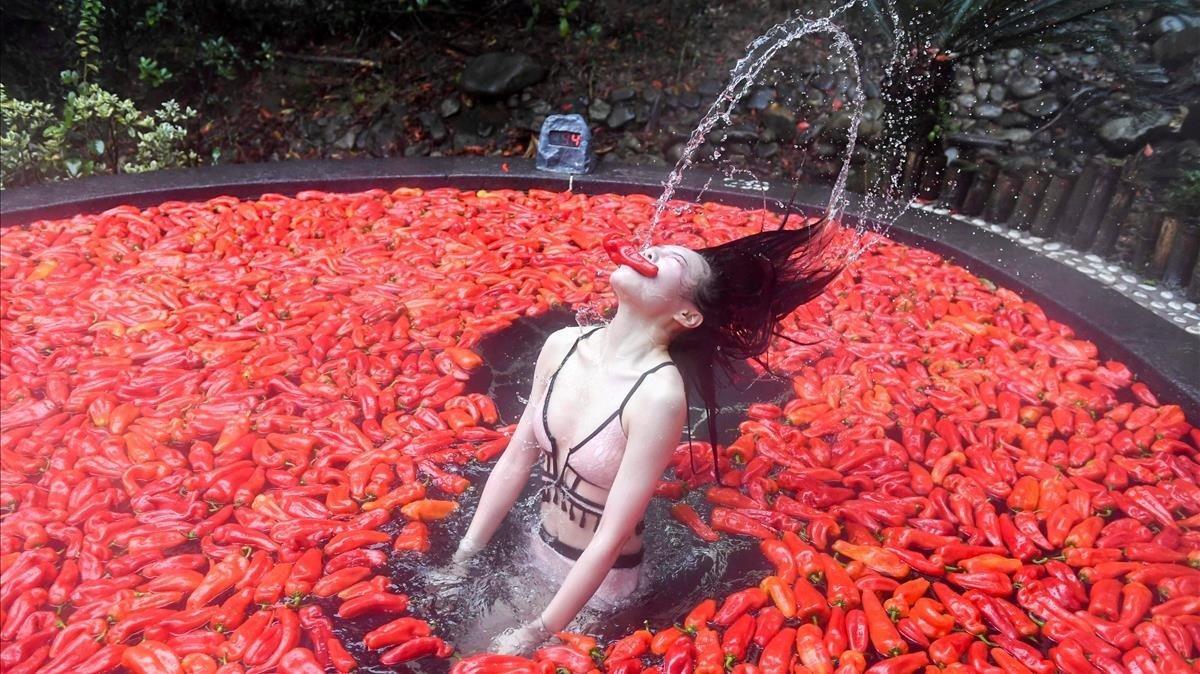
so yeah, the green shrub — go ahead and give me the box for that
[0,0,198,189]
[1,78,198,189]
[1167,170,1200,217]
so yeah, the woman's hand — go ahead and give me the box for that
[490,617,552,655]
[452,536,485,565]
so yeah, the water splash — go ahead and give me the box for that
[644,1,871,245]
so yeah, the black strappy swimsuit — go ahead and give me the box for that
[536,326,677,569]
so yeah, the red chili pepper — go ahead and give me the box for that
[862,589,907,657]
[864,652,928,674]
[721,614,755,662]
[794,623,833,674]
[751,606,785,648]
[684,598,717,631]
[382,637,454,665]
[121,640,182,674]
[713,587,768,626]
[709,507,775,539]
[651,626,688,656]
[757,627,794,674]
[602,235,658,277]
[606,629,652,664]
[363,616,433,650]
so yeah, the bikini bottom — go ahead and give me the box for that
[530,524,643,607]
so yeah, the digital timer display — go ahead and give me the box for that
[547,130,583,147]
[536,114,594,174]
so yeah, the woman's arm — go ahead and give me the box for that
[534,373,687,633]
[454,329,573,561]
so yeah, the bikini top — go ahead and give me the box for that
[533,326,677,532]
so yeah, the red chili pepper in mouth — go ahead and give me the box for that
[602,235,658,277]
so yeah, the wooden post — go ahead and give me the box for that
[1090,180,1135,258]
[900,149,923,201]
[917,151,946,200]
[1162,218,1200,288]
[984,169,1022,223]
[1188,250,1200,303]
[1029,173,1075,238]
[1132,210,1164,272]
[937,161,970,211]
[961,161,999,217]
[1071,159,1121,250]
[1007,170,1049,231]
[1053,159,1100,243]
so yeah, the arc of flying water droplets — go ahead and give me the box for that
[643,0,872,248]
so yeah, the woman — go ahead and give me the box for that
[451,216,841,654]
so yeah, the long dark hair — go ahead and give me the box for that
[667,212,843,483]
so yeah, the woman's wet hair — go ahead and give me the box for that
[667,214,843,481]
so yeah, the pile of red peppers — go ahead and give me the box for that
[1,187,1197,674]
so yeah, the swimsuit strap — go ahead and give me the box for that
[541,326,605,481]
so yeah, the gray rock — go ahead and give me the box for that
[746,86,775,110]
[698,79,722,97]
[1020,93,1060,118]
[724,140,751,156]
[1153,27,1200,65]
[997,128,1034,144]
[529,100,552,115]
[1098,108,1179,149]
[974,62,990,81]
[606,104,636,129]
[862,99,885,122]
[1006,49,1024,64]
[1150,15,1189,35]
[417,111,447,143]
[813,140,840,157]
[506,94,521,109]
[460,52,547,97]
[804,87,826,108]
[999,111,1032,127]
[678,91,701,109]
[403,140,430,157]
[588,99,612,123]
[665,141,687,164]
[812,74,836,92]
[452,131,482,151]
[755,142,779,159]
[761,103,796,141]
[975,103,1004,120]
[334,126,358,150]
[611,87,636,102]
[976,83,992,100]
[989,84,1007,103]
[439,97,461,118]
[956,93,978,110]
[1009,76,1042,99]
[990,64,1011,81]
[859,118,882,140]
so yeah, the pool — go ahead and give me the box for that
[1,159,1196,674]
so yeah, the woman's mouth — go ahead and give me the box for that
[602,235,658,277]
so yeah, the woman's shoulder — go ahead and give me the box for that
[545,324,599,351]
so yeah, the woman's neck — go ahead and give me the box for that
[599,303,672,365]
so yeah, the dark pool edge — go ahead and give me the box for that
[3,157,1197,419]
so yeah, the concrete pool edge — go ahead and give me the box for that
[3,156,1196,419]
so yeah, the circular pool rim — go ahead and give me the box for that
[2,156,1196,418]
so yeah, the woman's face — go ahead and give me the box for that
[610,244,710,326]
